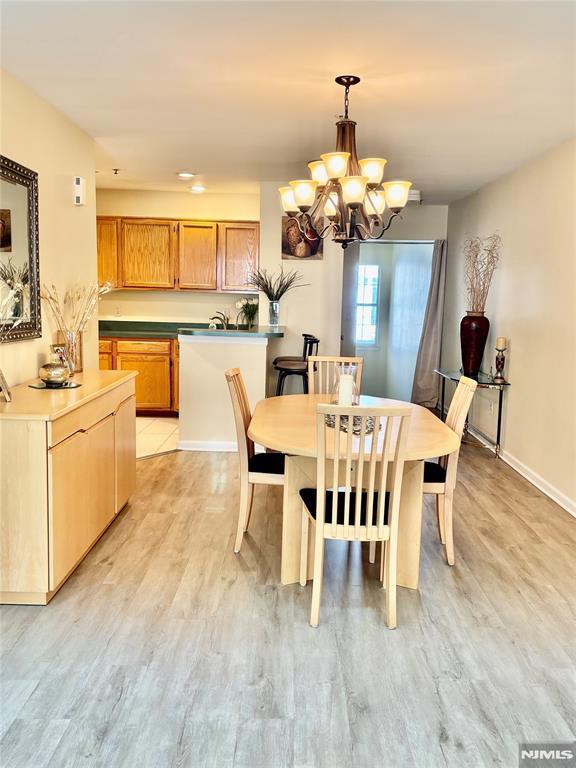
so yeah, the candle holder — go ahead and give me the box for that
[493,346,507,383]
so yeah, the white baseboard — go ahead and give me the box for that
[465,425,576,519]
[178,440,237,452]
[177,440,266,454]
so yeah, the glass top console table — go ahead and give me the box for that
[434,368,510,457]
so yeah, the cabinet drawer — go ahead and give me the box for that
[99,339,113,353]
[49,379,135,447]
[116,339,171,355]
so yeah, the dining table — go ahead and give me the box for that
[248,393,460,589]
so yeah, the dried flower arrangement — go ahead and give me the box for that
[0,289,26,401]
[40,282,112,337]
[463,234,502,312]
[0,257,29,291]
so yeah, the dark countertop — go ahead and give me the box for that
[99,320,284,339]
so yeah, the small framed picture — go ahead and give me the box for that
[281,216,324,260]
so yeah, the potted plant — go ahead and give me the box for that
[461,234,502,377]
[235,297,258,329]
[246,267,307,327]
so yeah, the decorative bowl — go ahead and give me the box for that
[38,361,70,388]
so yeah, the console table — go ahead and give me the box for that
[434,368,510,457]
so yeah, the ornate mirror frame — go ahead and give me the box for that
[0,155,41,342]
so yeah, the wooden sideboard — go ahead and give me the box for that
[0,370,137,605]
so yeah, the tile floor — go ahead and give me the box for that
[136,416,179,459]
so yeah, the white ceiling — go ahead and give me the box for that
[1,1,574,202]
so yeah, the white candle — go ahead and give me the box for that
[338,373,354,406]
[496,336,507,350]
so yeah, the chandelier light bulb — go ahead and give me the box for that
[307,161,329,185]
[278,186,298,214]
[289,179,319,211]
[323,193,339,219]
[365,189,387,216]
[383,180,412,211]
[359,158,387,186]
[339,176,369,209]
[320,152,350,180]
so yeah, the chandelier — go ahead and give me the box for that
[279,75,413,249]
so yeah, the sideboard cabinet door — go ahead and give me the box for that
[49,414,116,590]
[115,395,136,512]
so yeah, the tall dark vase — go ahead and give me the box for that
[460,311,490,378]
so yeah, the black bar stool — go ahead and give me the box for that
[274,336,319,395]
[272,334,316,368]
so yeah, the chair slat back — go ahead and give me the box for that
[446,376,478,438]
[225,369,254,474]
[308,355,364,395]
[315,403,411,541]
[303,336,320,360]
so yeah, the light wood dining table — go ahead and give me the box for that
[248,394,460,589]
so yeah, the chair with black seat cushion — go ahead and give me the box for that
[423,375,477,566]
[225,368,285,553]
[274,335,319,395]
[299,402,411,628]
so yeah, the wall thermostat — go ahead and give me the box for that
[73,176,86,206]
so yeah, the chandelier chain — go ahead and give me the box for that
[344,86,350,119]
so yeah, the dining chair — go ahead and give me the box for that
[424,375,478,565]
[225,368,285,553]
[274,336,320,395]
[299,402,411,628]
[307,355,365,395]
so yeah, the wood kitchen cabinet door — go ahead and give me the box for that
[178,221,217,289]
[120,219,177,289]
[218,222,259,291]
[97,217,119,286]
[49,414,115,590]
[116,352,171,410]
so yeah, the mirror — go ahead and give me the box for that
[0,155,41,342]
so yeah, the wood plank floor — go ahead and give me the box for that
[1,445,575,767]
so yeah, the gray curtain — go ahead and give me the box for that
[411,239,447,407]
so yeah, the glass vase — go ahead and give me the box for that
[58,330,83,375]
[269,300,280,327]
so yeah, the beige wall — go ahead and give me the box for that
[442,138,576,513]
[0,70,97,386]
[97,188,260,321]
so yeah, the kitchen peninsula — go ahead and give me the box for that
[178,325,284,451]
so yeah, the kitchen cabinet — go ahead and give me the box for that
[120,219,177,289]
[0,371,137,605]
[97,217,120,286]
[106,339,173,411]
[96,216,258,293]
[218,222,259,291]
[178,221,218,289]
[99,339,113,370]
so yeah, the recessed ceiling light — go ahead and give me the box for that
[190,184,206,194]
[177,171,195,179]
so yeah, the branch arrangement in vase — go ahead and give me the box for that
[463,234,502,312]
[40,282,112,337]
[246,268,307,301]
[0,257,30,319]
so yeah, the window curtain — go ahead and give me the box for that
[411,239,447,407]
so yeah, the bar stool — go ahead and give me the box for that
[273,333,316,367]
[274,335,319,395]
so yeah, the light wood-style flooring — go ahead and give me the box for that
[1,444,575,767]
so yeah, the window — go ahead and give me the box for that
[355,264,379,345]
